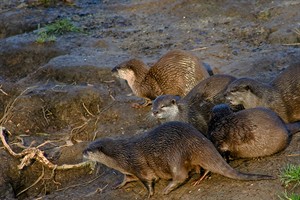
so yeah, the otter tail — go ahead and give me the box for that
[286,122,300,136]
[205,154,275,181]
[223,169,275,181]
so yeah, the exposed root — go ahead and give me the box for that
[41,106,50,125]
[85,184,108,197]
[287,153,300,157]
[16,166,45,197]
[82,102,95,117]
[0,85,8,96]
[0,86,37,125]
[55,172,104,192]
[0,126,96,171]
[191,47,208,51]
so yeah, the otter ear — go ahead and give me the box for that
[171,99,177,105]
[241,84,251,92]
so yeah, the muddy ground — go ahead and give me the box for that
[0,0,299,199]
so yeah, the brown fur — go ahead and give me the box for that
[151,74,237,135]
[208,104,300,159]
[83,121,273,198]
[112,50,210,107]
[225,63,300,123]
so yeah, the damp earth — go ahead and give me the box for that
[0,0,299,199]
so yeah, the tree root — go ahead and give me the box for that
[0,126,96,170]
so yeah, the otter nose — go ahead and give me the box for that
[152,110,159,116]
[224,93,231,100]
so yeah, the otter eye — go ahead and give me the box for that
[160,104,165,109]
[239,85,250,92]
[97,146,103,152]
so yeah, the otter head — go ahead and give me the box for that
[83,138,123,172]
[225,78,261,109]
[112,59,149,94]
[151,95,181,122]
[211,104,233,120]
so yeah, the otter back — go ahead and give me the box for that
[208,105,291,158]
[112,50,210,107]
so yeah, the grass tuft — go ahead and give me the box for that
[36,18,82,43]
[278,190,300,200]
[280,164,300,188]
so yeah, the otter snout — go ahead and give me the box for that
[152,110,159,116]
[111,66,120,77]
[224,92,232,101]
[82,149,92,160]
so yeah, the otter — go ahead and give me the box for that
[83,121,273,198]
[225,63,300,123]
[208,104,300,159]
[111,50,210,108]
[151,74,237,135]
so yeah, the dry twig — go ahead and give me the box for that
[0,85,8,96]
[82,102,95,117]
[191,47,208,51]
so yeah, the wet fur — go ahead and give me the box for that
[208,104,299,159]
[83,121,273,198]
[112,50,210,106]
[152,74,237,135]
[225,64,300,123]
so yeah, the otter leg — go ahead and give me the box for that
[163,169,189,195]
[131,98,152,108]
[140,179,155,198]
[113,174,139,189]
[192,170,210,186]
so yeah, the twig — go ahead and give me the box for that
[85,184,108,197]
[82,103,95,117]
[191,47,208,51]
[55,173,104,192]
[287,154,300,157]
[70,121,89,135]
[41,106,49,124]
[0,85,8,96]
[92,130,99,141]
[16,165,45,197]
[282,43,300,46]
[293,28,300,36]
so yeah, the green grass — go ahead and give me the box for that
[280,164,300,188]
[36,18,82,43]
[279,190,300,200]
[278,164,300,200]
